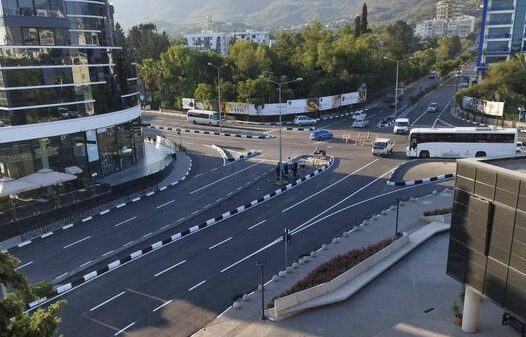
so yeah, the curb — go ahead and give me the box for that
[148,125,272,139]
[8,155,193,253]
[27,157,335,310]
[284,126,315,132]
[227,150,260,163]
[387,173,455,186]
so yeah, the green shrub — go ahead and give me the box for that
[423,208,452,216]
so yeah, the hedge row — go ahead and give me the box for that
[267,237,398,308]
[423,208,452,216]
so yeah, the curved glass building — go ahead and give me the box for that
[0,0,142,181]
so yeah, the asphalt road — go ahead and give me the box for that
[15,74,464,337]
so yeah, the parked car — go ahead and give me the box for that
[293,115,317,126]
[352,116,369,128]
[393,118,410,134]
[310,129,333,141]
[428,102,438,112]
[372,138,394,156]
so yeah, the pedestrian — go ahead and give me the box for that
[293,162,298,178]
[284,162,289,176]
[276,162,281,179]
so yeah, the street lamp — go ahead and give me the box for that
[256,260,267,321]
[395,198,402,237]
[260,76,303,184]
[384,56,414,117]
[452,69,462,116]
[208,62,229,133]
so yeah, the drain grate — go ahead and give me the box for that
[424,307,435,314]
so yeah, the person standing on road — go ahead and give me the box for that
[292,161,298,178]
[276,162,281,180]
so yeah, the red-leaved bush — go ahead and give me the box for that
[267,237,398,308]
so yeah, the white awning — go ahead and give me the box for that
[18,169,77,188]
[0,177,40,197]
[65,166,83,175]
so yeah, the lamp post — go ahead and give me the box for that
[384,57,414,117]
[256,260,267,320]
[261,76,303,184]
[208,62,229,133]
[452,69,462,116]
[395,198,401,237]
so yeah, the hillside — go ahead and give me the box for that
[111,0,478,31]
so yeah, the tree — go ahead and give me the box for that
[382,20,419,59]
[361,3,369,34]
[436,37,451,62]
[227,40,274,80]
[194,83,216,101]
[0,253,66,337]
[449,36,462,59]
[138,59,162,105]
[127,23,170,63]
[114,23,127,48]
[354,15,362,38]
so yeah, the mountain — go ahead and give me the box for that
[110,0,477,32]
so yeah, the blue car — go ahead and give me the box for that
[310,129,333,141]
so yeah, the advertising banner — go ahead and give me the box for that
[286,98,320,114]
[462,96,504,117]
[182,98,195,110]
[341,92,360,106]
[319,95,342,111]
[221,102,285,116]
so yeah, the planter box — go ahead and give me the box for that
[267,234,410,321]
[420,213,451,224]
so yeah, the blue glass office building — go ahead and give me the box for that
[0,0,142,181]
[477,0,526,71]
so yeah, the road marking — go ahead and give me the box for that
[161,225,170,230]
[153,300,173,312]
[55,272,68,280]
[210,167,219,172]
[204,203,211,208]
[226,192,233,196]
[156,200,175,209]
[188,280,207,292]
[177,217,185,222]
[216,197,223,202]
[282,159,379,213]
[154,260,187,277]
[123,241,134,247]
[125,288,166,302]
[189,161,263,195]
[143,232,152,238]
[114,216,137,227]
[248,220,266,230]
[80,260,92,268]
[209,237,233,250]
[90,291,126,312]
[195,173,204,177]
[63,236,92,249]
[191,210,199,215]
[102,250,114,257]
[114,322,135,336]
[432,98,453,128]
[16,261,33,270]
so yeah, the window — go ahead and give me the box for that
[18,0,34,16]
[3,0,19,15]
[39,29,54,46]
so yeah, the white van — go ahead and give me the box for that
[187,109,220,126]
[393,118,410,134]
[372,138,394,156]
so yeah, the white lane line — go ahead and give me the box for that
[161,225,170,230]
[114,322,135,336]
[204,203,211,208]
[90,291,126,312]
[153,300,173,312]
[177,217,185,222]
[102,250,114,257]
[16,261,34,270]
[55,272,68,280]
[123,241,134,247]
[143,232,152,238]
[156,200,175,209]
[154,260,187,277]
[189,161,263,195]
[226,192,233,196]
[432,98,453,128]
[80,260,92,268]
[191,210,199,215]
[195,173,204,177]
[282,159,379,213]
[248,220,266,230]
[114,216,137,227]
[216,197,223,202]
[210,167,219,172]
[208,237,233,250]
[63,236,92,249]
[188,280,207,292]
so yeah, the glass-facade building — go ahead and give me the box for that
[477,0,526,71]
[0,0,143,182]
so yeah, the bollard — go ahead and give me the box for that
[332,238,340,244]
[292,262,300,269]
[322,244,328,250]
[233,301,241,309]
[286,266,294,273]
[310,251,317,257]
[279,271,286,278]
[242,294,250,302]
[272,275,279,282]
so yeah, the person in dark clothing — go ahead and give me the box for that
[276,162,281,179]
[292,162,298,178]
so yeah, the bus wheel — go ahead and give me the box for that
[475,151,486,157]
[193,120,197,124]
[419,151,430,158]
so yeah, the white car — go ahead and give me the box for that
[352,111,367,120]
[428,102,438,112]
[393,118,410,134]
[372,138,395,156]
[353,116,369,128]
[293,115,317,126]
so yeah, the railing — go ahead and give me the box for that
[488,5,514,11]
[487,20,513,25]
[485,33,511,39]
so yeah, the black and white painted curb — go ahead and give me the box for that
[209,145,260,166]
[284,126,316,131]
[9,157,193,253]
[148,125,272,139]
[27,157,335,310]
[387,173,455,186]
[450,112,488,127]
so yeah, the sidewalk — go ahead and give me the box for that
[191,188,514,337]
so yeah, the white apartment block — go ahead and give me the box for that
[416,16,475,39]
[436,0,464,20]
[184,30,271,55]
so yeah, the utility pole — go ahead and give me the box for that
[283,228,292,270]
[208,62,228,133]
[256,260,267,320]
[395,198,401,237]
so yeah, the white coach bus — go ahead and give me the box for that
[406,127,518,159]
[187,109,220,126]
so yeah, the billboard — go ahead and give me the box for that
[319,95,342,111]
[462,96,504,117]
[341,92,360,106]
[286,98,320,114]
[221,102,284,116]
[182,98,195,110]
